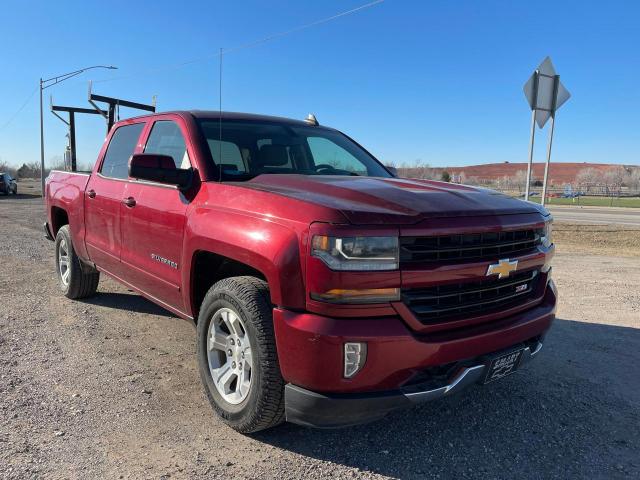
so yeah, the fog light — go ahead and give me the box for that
[344,342,367,378]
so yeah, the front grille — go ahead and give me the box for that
[400,229,540,265]
[402,269,540,324]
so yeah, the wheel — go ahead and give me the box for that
[197,276,285,433]
[55,225,100,299]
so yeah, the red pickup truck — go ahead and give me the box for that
[45,111,556,432]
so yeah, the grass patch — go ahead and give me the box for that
[525,196,640,208]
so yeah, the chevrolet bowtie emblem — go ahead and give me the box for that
[486,259,518,279]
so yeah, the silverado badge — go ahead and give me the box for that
[486,259,518,279]
[151,253,178,269]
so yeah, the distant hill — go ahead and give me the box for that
[430,162,632,185]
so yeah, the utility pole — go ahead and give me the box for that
[39,78,45,196]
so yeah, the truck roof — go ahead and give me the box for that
[124,110,318,127]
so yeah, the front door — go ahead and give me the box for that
[120,119,192,313]
[84,122,145,275]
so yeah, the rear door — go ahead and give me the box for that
[120,118,192,312]
[84,122,145,275]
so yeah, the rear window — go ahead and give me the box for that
[100,123,145,179]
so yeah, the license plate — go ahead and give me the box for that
[482,348,524,384]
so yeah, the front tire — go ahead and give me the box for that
[55,225,100,299]
[197,276,285,433]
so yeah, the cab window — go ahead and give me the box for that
[144,121,191,169]
[100,123,145,179]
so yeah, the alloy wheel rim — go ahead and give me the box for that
[207,307,253,405]
[58,239,70,286]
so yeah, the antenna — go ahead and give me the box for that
[218,47,223,182]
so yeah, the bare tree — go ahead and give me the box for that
[0,160,18,177]
[513,170,529,193]
[628,168,640,193]
[464,175,481,186]
[575,168,600,194]
[16,162,43,178]
[603,167,627,196]
[395,161,437,180]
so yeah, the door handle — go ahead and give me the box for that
[87,189,96,199]
[122,197,136,208]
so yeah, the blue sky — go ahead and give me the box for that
[0,0,638,169]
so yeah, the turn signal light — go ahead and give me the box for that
[310,288,400,304]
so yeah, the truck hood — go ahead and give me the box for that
[239,175,546,225]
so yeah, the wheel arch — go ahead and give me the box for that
[189,250,270,320]
[184,217,306,319]
[50,206,69,236]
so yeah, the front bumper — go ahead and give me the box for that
[274,280,557,427]
[285,340,543,428]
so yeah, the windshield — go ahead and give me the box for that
[198,120,391,181]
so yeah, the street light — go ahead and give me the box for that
[39,65,117,196]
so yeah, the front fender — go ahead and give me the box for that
[183,207,307,315]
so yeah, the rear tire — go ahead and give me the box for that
[197,276,285,433]
[55,225,100,299]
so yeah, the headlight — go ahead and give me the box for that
[539,220,553,248]
[311,235,399,271]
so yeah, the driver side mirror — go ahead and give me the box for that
[129,153,193,190]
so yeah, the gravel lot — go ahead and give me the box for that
[1,196,639,479]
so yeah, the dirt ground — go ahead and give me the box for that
[9,179,41,197]
[553,223,640,256]
[1,196,639,479]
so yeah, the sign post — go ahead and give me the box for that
[522,57,570,205]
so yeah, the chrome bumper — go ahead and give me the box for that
[404,340,543,404]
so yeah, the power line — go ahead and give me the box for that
[0,1,384,129]
[93,0,384,84]
[0,86,38,134]
[225,0,385,55]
